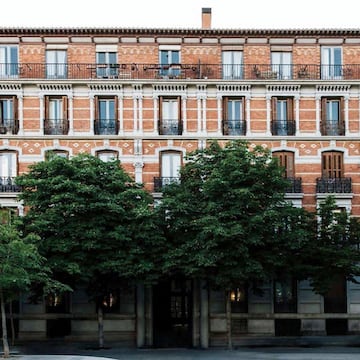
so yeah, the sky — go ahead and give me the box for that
[1,0,360,29]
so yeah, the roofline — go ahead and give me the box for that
[1,27,360,36]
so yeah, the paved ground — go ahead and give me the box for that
[4,339,360,360]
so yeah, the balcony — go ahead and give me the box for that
[94,119,119,135]
[285,178,302,193]
[2,63,360,81]
[222,119,246,136]
[0,177,21,192]
[153,177,180,192]
[316,177,352,193]
[0,119,19,135]
[320,120,345,136]
[271,120,296,136]
[44,119,69,135]
[158,119,183,135]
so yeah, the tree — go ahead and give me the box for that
[305,196,360,295]
[159,140,314,347]
[17,154,164,347]
[0,222,65,358]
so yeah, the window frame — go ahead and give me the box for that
[44,95,68,135]
[222,96,245,135]
[159,96,182,135]
[271,97,295,136]
[321,97,345,136]
[45,50,67,79]
[94,96,119,135]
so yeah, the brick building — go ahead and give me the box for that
[2,8,360,347]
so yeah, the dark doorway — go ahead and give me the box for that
[324,276,347,313]
[153,278,193,347]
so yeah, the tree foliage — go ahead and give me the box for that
[159,140,314,290]
[17,154,164,299]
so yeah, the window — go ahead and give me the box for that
[271,52,292,80]
[46,50,67,79]
[44,96,68,135]
[0,151,18,192]
[321,97,344,136]
[230,285,248,313]
[159,97,182,135]
[159,50,180,77]
[271,97,295,136]
[317,151,351,193]
[154,151,181,191]
[0,46,18,77]
[274,278,297,313]
[321,47,342,79]
[322,151,343,179]
[96,150,118,162]
[0,96,18,134]
[273,151,294,178]
[94,96,118,135]
[96,52,118,78]
[222,97,245,135]
[45,150,69,160]
[222,51,243,79]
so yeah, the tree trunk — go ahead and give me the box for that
[10,301,15,346]
[225,291,232,350]
[97,306,104,349]
[0,289,10,358]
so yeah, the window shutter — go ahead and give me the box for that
[271,97,278,120]
[322,151,343,178]
[222,97,229,135]
[321,97,326,134]
[274,151,294,178]
[340,97,345,135]
[62,96,68,135]
[177,96,181,134]
[287,97,293,120]
[159,96,163,132]
[45,96,50,120]
[114,96,119,133]
[12,96,18,134]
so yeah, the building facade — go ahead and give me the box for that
[2,8,360,347]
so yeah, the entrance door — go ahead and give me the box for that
[153,278,192,347]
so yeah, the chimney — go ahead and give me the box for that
[202,8,211,29]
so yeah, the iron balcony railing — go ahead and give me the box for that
[320,120,345,136]
[158,119,183,135]
[94,119,119,135]
[0,119,19,135]
[44,119,69,135]
[0,177,21,192]
[271,120,296,136]
[285,178,302,193]
[222,119,246,136]
[1,63,360,81]
[316,177,352,193]
[153,177,180,192]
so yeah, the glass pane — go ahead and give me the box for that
[0,153,16,178]
[171,51,179,64]
[161,153,181,178]
[97,52,106,64]
[160,50,169,65]
[108,52,117,64]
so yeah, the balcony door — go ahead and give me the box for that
[0,96,17,134]
[273,151,294,178]
[271,52,292,80]
[46,50,67,79]
[95,97,118,135]
[222,51,243,79]
[321,47,342,79]
[0,152,17,190]
[160,152,181,187]
[159,97,181,135]
[271,97,294,136]
[45,96,68,135]
[322,151,343,179]
[96,52,118,78]
[0,46,18,77]
[159,50,180,77]
[223,97,245,135]
[321,97,344,136]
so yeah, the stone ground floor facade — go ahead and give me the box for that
[9,276,360,348]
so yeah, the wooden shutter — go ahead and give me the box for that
[286,97,293,120]
[322,151,343,178]
[114,96,119,133]
[94,95,99,133]
[177,96,182,134]
[273,151,294,178]
[62,96,68,134]
[271,97,278,120]
[12,96,19,134]
[158,96,163,133]
[321,97,327,135]
[340,97,345,135]
[222,97,229,135]
[45,96,50,120]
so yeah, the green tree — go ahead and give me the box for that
[0,223,65,358]
[305,196,360,295]
[158,140,315,348]
[17,154,164,347]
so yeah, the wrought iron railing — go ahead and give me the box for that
[0,119,19,135]
[222,119,246,136]
[1,63,360,81]
[44,119,69,135]
[285,177,302,193]
[0,177,21,192]
[271,120,296,136]
[94,119,119,135]
[320,120,345,136]
[158,119,183,135]
[153,177,180,192]
[316,177,352,193]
